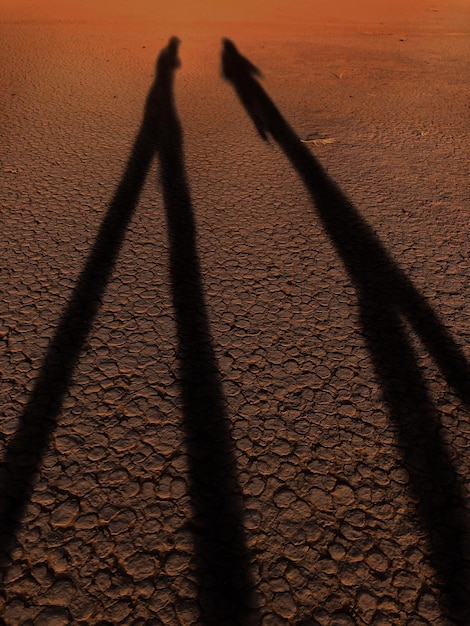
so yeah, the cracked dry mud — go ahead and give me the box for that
[1,2,469,625]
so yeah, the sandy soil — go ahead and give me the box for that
[1,1,469,624]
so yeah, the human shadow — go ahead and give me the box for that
[154,38,256,625]
[222,39,470,621]
[1,37,256,624]
[0,42,172,563]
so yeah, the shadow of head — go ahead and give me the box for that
[156,36,181,74]
[221,39,272,141]
[144,36,181,118]
[221,38,262,81]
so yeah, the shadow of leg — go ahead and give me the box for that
[0,39,169,570]
[222,38,470,621]
[154,38,257,624]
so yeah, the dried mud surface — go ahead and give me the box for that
[1,2,469,625]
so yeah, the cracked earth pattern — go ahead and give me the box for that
[1,19,469,626]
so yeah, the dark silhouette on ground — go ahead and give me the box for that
[222,38,470,621]
[153,38,256,625]
[0,42,165,564]
[0,37,255,624]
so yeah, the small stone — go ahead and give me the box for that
[377,596,399,613]
[31,564,50,584]
[340,523,363,542]
[332,483,355,505]
[48,549,69,574]
[365,549,388,573]
[176,600,200,625]
[339,565,358,587]
[123,553,157,580]
[274,488,297,508]
[75,514,98,530]
[109,510,136,535]
[273,592,297,619]
[55,435,82,455]
[271,577,290,593]
[305,521,323,543]
[417,592,440,620]
[41,578,76,607]
[390,467,409,484]
[245,508,262,530]
[95,570,112,592]
[36,608,70,626]
[318,559,338,575]
[3,563,23,584]
[357,590,377,613]
[371,612,394,626]
[236,437,253,452]
[87,446,107,461]
[308,488,333,510]
[344,509,366,528]
[328,543,346,561]
[69,594,95,620]
[286,543,310,564]
[164,551,191,576]
[50,501,80,528]
[136,579,155,599]
[393,569,421,590]
[106,468,129,485]
[170,478,187,498]
[278,462,297,480]
[109,600,132,621]
[149,593,177,618]
[272,439,292,456]
[338,403,356,417]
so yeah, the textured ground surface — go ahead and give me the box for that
[1,2,469,624]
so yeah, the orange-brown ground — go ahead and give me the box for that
[1,1,469,624]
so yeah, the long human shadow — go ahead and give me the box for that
[153,39,256,624]
[0,41,173,565]
[1,38,256,624]
[222,39,470,620]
